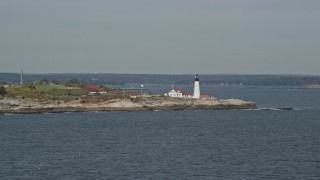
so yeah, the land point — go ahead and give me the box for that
[0,75,256,114]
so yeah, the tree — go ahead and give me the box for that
[69,78,79,84]
[51,80,60,85]
[0,86,7,96]
[64,78,80,87]
[99,85,111,92]
[37,79,49,85]
[86,84,100,92]
[23,82,36,89]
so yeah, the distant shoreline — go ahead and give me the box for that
[1,72,320,87]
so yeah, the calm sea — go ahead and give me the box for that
[1,86,320,179]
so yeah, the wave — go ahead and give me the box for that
[243,107,294,111]
[263,107,293,111]
[3,113,19,116]
[257,107,320,111]
[43,112,53,115]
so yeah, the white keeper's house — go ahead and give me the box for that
[164,88,192,98]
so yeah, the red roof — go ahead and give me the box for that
[168,87,193,96]
[201,92,212,98]
[168,88,182,92]
[182,92,192,96]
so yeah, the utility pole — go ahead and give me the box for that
[20,69,23,87]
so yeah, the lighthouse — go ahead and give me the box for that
[193,74,201,99]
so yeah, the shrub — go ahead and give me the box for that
[0,86,7,96]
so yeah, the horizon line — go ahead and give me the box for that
[0,72,320,76]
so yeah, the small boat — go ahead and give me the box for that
[276,107,293,110]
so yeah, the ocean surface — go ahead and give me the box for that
[1,86,320,179]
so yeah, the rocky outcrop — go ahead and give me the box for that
[0,97,256,114]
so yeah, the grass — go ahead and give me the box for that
[46,88,86,97]
[5,83,129,102]
[35,84,56,92]
[5,84,85,101]
[6,86,35,96]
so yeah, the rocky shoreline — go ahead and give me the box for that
[0,97,256,114]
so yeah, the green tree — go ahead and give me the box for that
[0,86,7,96]
[51,79,60,85]
[37,79,49,85]
[99,85,111,92]
[23,82,36,89]
[64,78,81,87]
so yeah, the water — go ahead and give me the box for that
[1,87,320,179]
[118,84,320,109]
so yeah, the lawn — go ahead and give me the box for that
[35,84,57,92]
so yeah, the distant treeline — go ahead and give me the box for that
[1,73,320,86]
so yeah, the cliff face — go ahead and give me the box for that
[0,97,256,114]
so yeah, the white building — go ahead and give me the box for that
[88,91,107,95]
[164,75,202,99]
[164,88,192,98]
[193,74,201,99]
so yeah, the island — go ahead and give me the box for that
[0,76,256,114]
[0,96,256,114]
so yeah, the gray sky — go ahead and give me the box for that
[0,0,319,74]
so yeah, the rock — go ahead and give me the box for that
[0,97,256,114]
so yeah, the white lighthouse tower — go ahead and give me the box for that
[193,74,201,99]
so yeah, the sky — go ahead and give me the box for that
[0,0,319,75]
